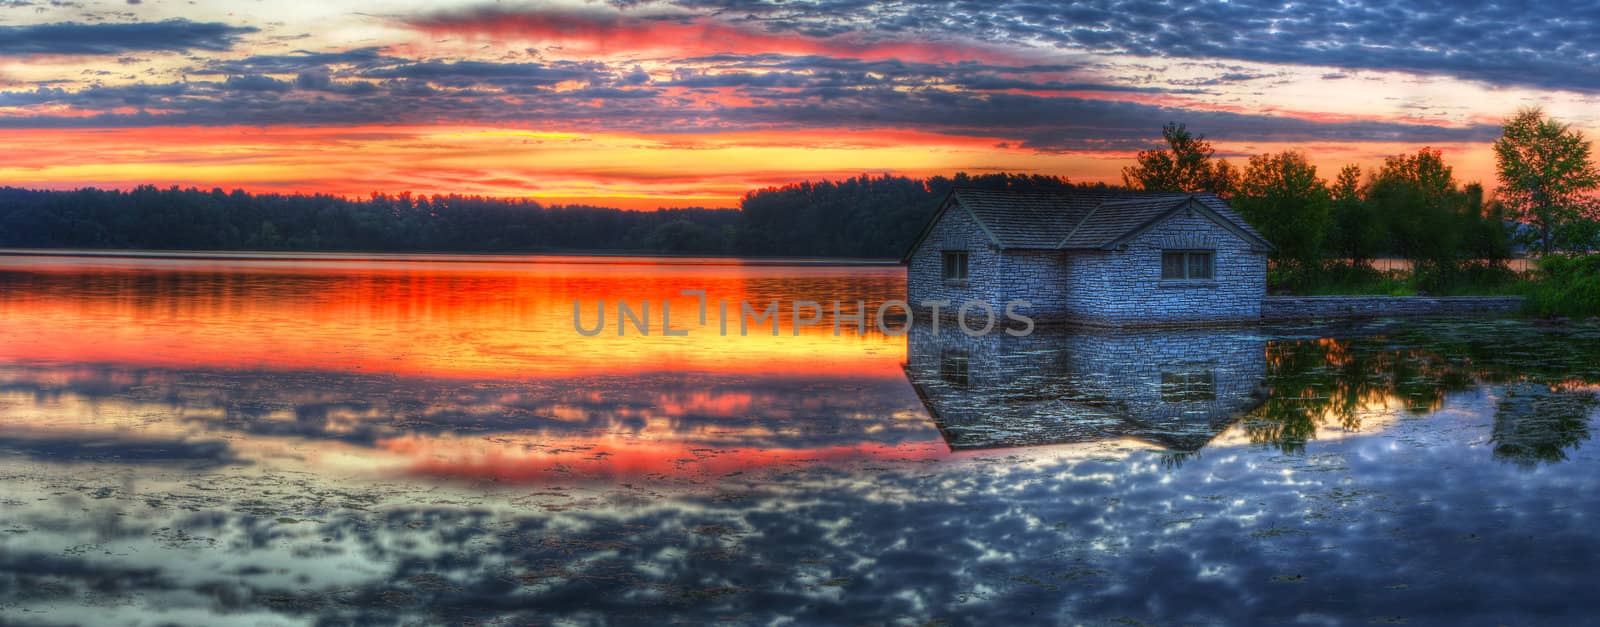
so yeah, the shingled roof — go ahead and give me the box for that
[901,188,1272,261]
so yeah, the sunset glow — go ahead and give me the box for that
[2,0,1594,206]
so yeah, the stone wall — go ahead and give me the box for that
[906,200,1268,327]
[1261,296,1524,321]
[906,203,1072,325]
[1062,208,1267,326]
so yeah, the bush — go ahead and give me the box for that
[1414,260,1520,295]
[1522,254,1600,318]
[1272,261,1412,296]
[1276,260,1530,297]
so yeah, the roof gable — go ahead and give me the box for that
[1057,196,1190,249]
[1099,197,1273,252]
[898,191,1000,262]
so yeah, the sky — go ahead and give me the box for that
[0,1,1597,209]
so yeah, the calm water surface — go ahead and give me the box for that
[1,253,1598,625]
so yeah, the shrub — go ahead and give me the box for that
[1415,260,1520,295]
[1522,254,1600,317]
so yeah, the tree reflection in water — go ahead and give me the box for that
[1245,321,1600,462]
[1492,383,1597,466]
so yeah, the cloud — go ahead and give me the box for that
[223,74,292,93]
[194,47,398,75]
[0,50,1499,150]
[359,60,604,89]
[625,0,1600,93]
[0,19,256,56]
[401,4,1036,65]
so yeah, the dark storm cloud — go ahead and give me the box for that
[630,0,1600,92]
[0,18,256,55]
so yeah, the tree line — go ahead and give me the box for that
[1122,108,1599,290]
[0,187,745,254]
[0,173,1094,258]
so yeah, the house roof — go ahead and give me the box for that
[901,188,1273,261]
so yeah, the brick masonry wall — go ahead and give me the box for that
[1261,296,1524,321]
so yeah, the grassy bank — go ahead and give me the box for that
[1276,256,1600,318]
[1520,255,1600,317]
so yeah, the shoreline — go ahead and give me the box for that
[0,247,904,267]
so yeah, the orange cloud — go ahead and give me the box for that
[403,6,1036,65]
[0,124,1118,208]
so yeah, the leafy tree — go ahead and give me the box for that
[1460,182,1512,262]
[1364,149,1511,289]
[1325,164,1385,265]
[1369,148,1463,269]
[1232,151,1330,270]
[1494,107,1600,254]
[735,172,1100,258]
[1209,158,1240,199]
[1121,122,1236,195]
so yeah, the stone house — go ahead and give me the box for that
[902,188,1273,326]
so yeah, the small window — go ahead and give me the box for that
[1161,251,1214,280]
[1161,370,1216,402]
[942,251,969,282]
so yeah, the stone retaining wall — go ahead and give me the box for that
[1261,296,1524,321]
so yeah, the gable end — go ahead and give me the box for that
[1101,198,1272,252]
[899,192,1003,263]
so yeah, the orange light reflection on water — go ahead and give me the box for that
[0,254,939,484]
[0,254,909,380]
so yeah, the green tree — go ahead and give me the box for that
[1325,164,1385,264]
[1460,182,1512,262]
[1122,122,1236,195]
[1494,107,1600,254]
[1232,151,1330,270]
[1209,158,1240,199]
[1369,148,1462,270]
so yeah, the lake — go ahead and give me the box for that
[1,252,1598,625]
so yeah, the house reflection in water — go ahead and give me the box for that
[905,324,1268,451]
